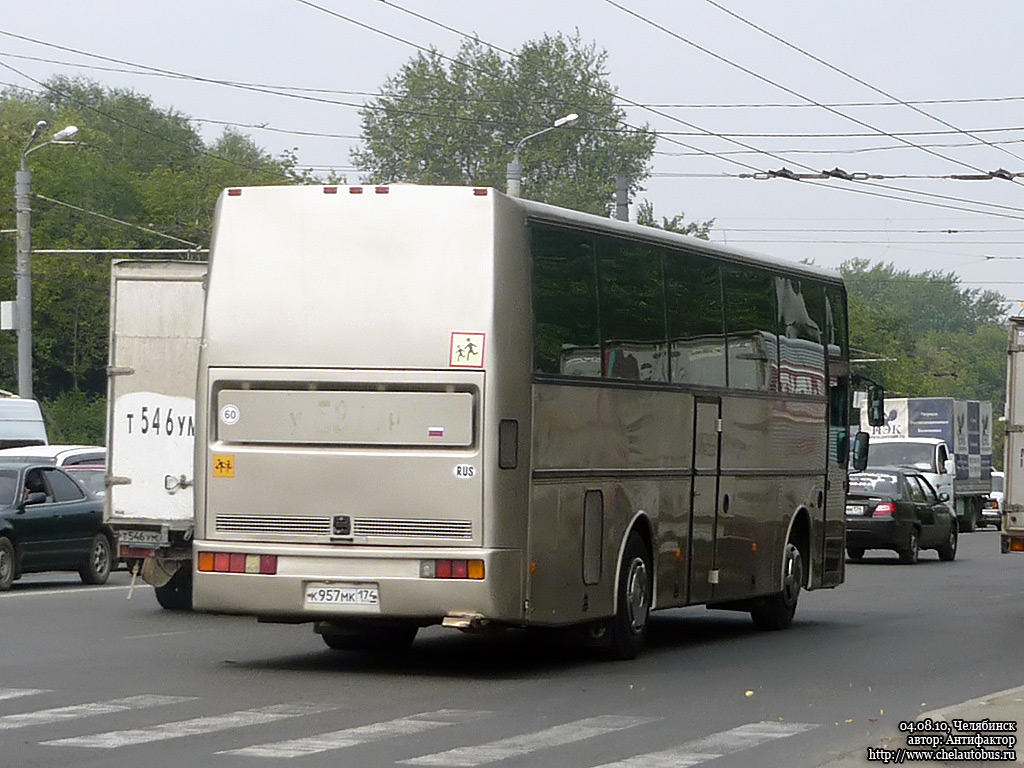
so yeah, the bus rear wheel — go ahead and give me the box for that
[605,532,652,660]
[319,622,418,653]
[751,541,802,631]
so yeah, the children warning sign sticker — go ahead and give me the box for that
[449,332,485,368]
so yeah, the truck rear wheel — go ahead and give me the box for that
[154,568,193,611]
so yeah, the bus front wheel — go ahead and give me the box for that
[605,532,652,660]
[750,541,802,631]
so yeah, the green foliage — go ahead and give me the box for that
[352,33,656,215]
[0,76,301,404]
[843,259,1010,467]
[41,388,106,445]
[635,199,714,239]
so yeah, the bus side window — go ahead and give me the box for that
[530,226,601,378]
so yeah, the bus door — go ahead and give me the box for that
[688,396,722,604]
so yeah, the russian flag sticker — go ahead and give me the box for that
[428,426,445,438]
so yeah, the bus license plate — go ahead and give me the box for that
[845,505,865,517]
[304,583,379,607]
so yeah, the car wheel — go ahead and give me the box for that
[79,534,112,585]
[846,546,865,561]
[938,527,958,561]
[899,528,920,564]
[0,537,14,591]
[154,568,193,611]
[604,532,652,660]
[751,541,803,630]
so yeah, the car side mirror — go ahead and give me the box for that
[22,491,46,506]
[852,431,870,471]
[938,491,950,502]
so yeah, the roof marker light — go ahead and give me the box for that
[349,187,363,195]
[473,188,488,196]
[323,186,338,194]
[375,186,389,194]
[227,189,242,196]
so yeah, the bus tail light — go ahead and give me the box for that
[872,502,896,518]
[197,551,277,575]
[420,559,485,580]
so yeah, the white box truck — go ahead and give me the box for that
[105,259,206,609]
[0,395,47,448]
[1002,317,1024,553]
[860,396,993,532]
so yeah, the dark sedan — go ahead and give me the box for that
[846,467,958,564]
[0,462,114,590]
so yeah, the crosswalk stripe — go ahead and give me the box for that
[401,714,657,766]
[592,720,819,767]
[41,702,330,748]
[221,709,493,758]
[0,694,193,731]
[0,687,48,702]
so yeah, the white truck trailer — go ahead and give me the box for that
[1002,317,1024,553]
[860,396,993,532]
[105,259,206,609]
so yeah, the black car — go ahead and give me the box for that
[0,462,114,590]
[846,467,958,564]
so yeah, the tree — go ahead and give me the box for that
[635,200,714,239]
[353,34,657,215]
[842,259,1010,465]
[0,77,304,441]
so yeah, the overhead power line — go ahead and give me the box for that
[300,0,1024,222]
[700,0,1024,166]
[601,0,1017,182]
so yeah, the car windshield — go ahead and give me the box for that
[867,442,936,472]
[849,472,899,496]
[0,469,20,505]
[992,474,1004,493]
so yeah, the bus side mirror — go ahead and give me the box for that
[852,431,870,471]
[866,384,885,427]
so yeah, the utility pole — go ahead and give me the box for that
[14,122,78,399]
[614,175,629,221]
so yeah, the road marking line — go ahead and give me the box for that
[591,720,819,767]
[221,709,493,758]
[0,687,49,701]
[0,694,193,731]
[401,714,657,766]
[42,702,330,748]
[0,585,131,598]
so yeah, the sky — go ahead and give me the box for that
[3,1,1024,311]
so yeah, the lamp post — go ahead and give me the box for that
[15,121,78,399]
[506,113,579,198]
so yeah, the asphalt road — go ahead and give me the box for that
[0,531,1020,768]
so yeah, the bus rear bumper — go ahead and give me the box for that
[191,541,524,625]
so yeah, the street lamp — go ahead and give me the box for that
[506,113,579,198]
[15,121,78,399]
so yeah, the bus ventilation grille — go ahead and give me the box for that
[215,515,473,540]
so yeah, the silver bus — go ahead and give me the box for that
[192,184,873,659]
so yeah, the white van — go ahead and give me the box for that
[0,397,47,449]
